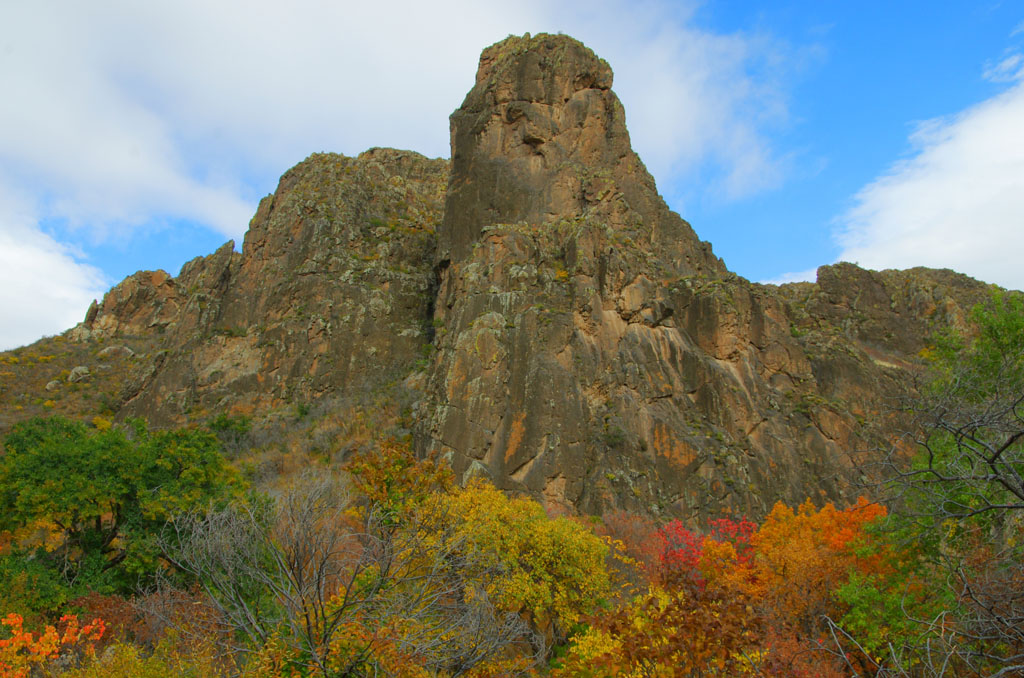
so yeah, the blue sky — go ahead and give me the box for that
[1,1,1023,349]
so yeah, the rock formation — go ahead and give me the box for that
[74,148,447,422]
[11,34,999,521]
[418,34,990,517]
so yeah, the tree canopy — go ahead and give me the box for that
[0,416,241,603]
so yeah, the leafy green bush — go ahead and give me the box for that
[0,417,244,607]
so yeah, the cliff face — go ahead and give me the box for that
[13,34,997,520]
[73,148,448,423]
[416,35,990,517]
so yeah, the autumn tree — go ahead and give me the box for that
[750,498,888,633]
[0,612,105,677]
[165,460,537,677]
[344,439,453,520]
[434,481,612,652]
[596,510,664,592]
[659,516,757,589]
[556,572,764,678]
[630,502,891,676]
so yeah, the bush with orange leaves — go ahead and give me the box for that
[751,497,889,633]
[558,497,893,677]
[724,498,891,676]
[0,613,105,678]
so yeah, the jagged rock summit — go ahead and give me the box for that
[4,34,996,521]
[441,34,720,277]
[70,148,447,420]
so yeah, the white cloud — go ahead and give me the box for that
[0,184,107,351]
[835,77,1024,292]
[0,0,796,346]
[760,267,818,286]
[983,51,1024,83]
[0,0,792,226]
[551,1,797,202]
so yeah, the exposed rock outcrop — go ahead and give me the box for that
[75,149,448,422]
[439,34,721,277]
[417,34,992,517]
[16,33,998,521]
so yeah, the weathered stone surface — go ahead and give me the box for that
[67,366,91,383]
[71,270,182,341]
[440,34,722,278]
[73,149,447,423]
[97,345,134,359]
[415,34,995,518]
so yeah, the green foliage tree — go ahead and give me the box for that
[907,291,1024,521]
[0,416,242,605]
[859,291,1024,676]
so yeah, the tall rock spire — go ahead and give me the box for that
[440,33,722,277]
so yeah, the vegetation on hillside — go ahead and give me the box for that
[0,292,1021,676]
[0,334,156,429]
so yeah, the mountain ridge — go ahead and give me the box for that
[0,34,1003,521]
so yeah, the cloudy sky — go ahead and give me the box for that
[1,1,1022,350]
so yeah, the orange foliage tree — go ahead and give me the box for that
[559,497,892,677]
[597,510,663,587]
[743,497,890,676]
[751,497,888,632]
[0,613,105,678]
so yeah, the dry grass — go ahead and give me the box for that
[0,333,161,434]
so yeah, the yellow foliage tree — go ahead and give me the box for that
[435,481,612,645]
[555,578,764,677]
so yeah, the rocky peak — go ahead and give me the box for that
[473,33,613,103]
[71,269,184,341]
[440,33,722,277]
